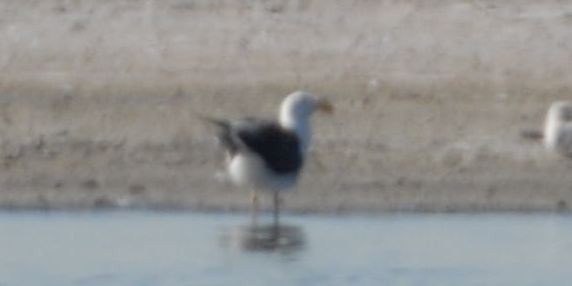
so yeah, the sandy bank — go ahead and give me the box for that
[0,0,572,212]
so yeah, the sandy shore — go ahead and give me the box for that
[1,0,572,213]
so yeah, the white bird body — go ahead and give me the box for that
[228,152,298,192]
[544,101,572,156]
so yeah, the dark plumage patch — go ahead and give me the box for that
[211,118,303,175]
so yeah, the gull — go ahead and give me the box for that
[203,91,333,225]
[544,101,572,157]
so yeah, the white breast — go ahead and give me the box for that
[228,153,298,192]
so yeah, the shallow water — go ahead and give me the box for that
[1,212,571,285]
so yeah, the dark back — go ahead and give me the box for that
[237,121,303,175]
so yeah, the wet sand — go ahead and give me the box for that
[0,0,572,212]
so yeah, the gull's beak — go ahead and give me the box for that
[316,98,334,114]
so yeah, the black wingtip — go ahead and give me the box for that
[196,114,239,155]
[196,114,229,129]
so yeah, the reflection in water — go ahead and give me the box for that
[2,213,572,285]
[221,224,306,253]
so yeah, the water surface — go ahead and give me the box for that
[1,212,571,285]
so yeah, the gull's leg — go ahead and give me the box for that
[273,191,280,229]
[250,190,259,226]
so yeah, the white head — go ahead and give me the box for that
[279,91,333,152]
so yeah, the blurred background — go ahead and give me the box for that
[0,0,572,212]
[4,1,572,285]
